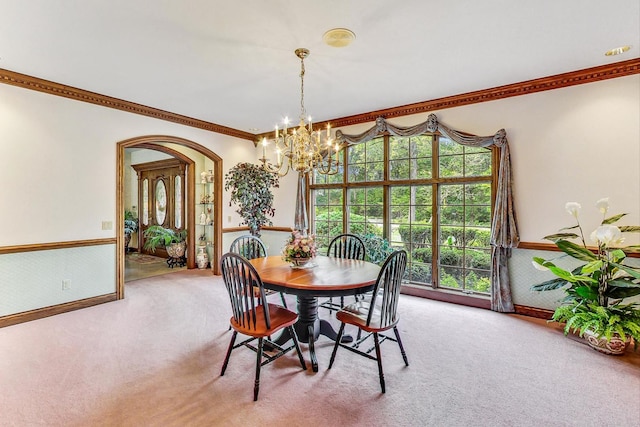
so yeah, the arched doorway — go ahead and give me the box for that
[116,135,223,299]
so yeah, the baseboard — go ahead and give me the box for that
[513,304,554,319]
[0,293,117,328]
[401,285,492,310]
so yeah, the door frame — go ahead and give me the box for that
[117,135,223,299]
[132,157,188,258]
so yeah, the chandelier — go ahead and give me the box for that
[260,48,342,177]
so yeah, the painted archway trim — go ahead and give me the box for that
[117,135,223,299]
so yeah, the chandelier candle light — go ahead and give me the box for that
[260,48,342,177]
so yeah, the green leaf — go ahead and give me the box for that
[609,249,626,263]
[622,245,640,253]
[602,213,627,224]
[619,225,640,233]
[581,260,603,274]
[543,233,579,242]
[530,277,568,292]
[607,279,640,299]
[559,225,580,231]
[574,286,599,301]
[607,278,640,288]
[609,262,640,280]
[556,240,596,262]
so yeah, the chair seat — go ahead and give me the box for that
[336,298,398,333]
[230,303,298,338]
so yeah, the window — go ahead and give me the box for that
[311,133,495,297]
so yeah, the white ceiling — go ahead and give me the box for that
[1,0,638,135]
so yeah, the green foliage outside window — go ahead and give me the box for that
[311,132,494,296]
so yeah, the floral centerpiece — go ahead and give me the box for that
[531,198,640,354]
[282,230,317,266]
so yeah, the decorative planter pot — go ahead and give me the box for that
[196,246,209,269]
[166,242,186,259]
[290,257,312,267]
[583,329,629,355]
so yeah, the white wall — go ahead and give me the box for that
[0,83,263,245]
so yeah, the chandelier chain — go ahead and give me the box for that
[299,54,306,121]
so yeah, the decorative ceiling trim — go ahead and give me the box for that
[258,57,640,138]
[2,58,638,143]
[0,68,255,141]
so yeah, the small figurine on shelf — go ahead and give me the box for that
[200,193,211,204]
[206,208,213,225]
[200,211,207,225]
[200,170,214,184]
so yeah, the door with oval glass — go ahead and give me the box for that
[132,159,186,258]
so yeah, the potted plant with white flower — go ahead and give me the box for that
[531,198,640,355]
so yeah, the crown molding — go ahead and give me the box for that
[2,58,638,143]
[258,58,640,138]
[330,58,640,128]
[0,68,255,141]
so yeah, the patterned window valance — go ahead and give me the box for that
[336,114,519,312]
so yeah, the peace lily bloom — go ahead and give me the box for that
[590,224,624,247]
[565,202,581,218]
[596,197,609,215]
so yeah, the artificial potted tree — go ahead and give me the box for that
[531,198,640,354]
[224,162,279,237]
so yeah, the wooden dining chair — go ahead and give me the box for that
[219,252,307,401]
[320,233,366,313]
[229,235,288,308]
[328,250,409,393]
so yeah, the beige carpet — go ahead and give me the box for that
[1,269,638,426]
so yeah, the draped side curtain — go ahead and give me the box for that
[335,114,519,312]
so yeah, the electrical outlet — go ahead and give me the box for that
[101,221,113,230]
[228,216,232,223]
[62,279,71,290]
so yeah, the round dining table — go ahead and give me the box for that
[248,255,381,372]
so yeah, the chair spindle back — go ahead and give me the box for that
[229,235,267,260]
[367,250,407,329]
[220,252,271,331]
[327,234,366,260]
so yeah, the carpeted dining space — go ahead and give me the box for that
[1,269,638,426]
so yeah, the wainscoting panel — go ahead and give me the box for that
[0,244,116,316]
[509,247,640,310]
[509,248,572,310]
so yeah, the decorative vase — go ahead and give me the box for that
[290,257,312,267]
[166,242,186,258]
[196,247,209,269]
[583,329,629,355]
